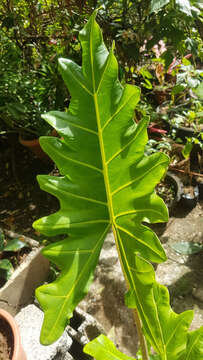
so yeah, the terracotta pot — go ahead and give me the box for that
[19,135,48,161]
[0,308,26,360]
[19,130,58,162]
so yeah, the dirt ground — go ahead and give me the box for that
[0,134,59,240]
[1,134,203,357]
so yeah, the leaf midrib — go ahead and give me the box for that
[89,15,166,358]
[90,16,113,226]
[117,229,165,355]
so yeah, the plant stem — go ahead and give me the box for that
[169,166,203,178]
[112,224,149,360]
[133,309,149,360]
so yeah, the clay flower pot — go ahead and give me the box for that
[19,135,50,162]
[0,309,26,360]
[19,129,58,162]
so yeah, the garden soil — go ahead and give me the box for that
[0,317,13,360]
[1,134,203,357]
[0,134,59,240]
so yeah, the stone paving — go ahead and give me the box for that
[80,201,203,357]
[13,201,203,359]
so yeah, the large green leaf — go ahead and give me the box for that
[33,11,169,345]
[125,255,193,359]
[179,326,203,359]
[84,334,135,360]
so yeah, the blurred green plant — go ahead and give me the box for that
[0,229,29,284]
[171,241,203,255]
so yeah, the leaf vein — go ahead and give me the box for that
[112,160,168,195]
[47,224,110,341]
[58,152,103,173]
[58,189,108,206]
[116,225,161,256]
[116,228,160,351]
[115,209,163,220]
[96,48,113,94]
[101,93,136,132]
[64,120,98,135]
[66,66,93,96]
[106,119,145,165]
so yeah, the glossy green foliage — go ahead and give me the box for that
[3,238,27,252]
[0,259,13,281]
[150,0,170,14]
[84,256,195,360]
[125,256,193,359]
[0,229,28,281]
[179,326,203,359]
[85,325,203,360]
[84,334,135,360]
[33,10,169,346]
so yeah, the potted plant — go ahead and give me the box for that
[0,64,66,160]
[168,99,203,141]
[162,60,203,142]
[0,229,49,315]
[0,228,30,288]
[0,308,26,360]
[32,11,203,359]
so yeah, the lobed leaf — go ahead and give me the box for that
[83,334,135,360]
[178,326,203,360]
[125,255,193,359]
[33,10,169,345]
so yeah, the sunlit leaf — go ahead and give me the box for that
[182,142,193,159]
[84,334,135,360]
[33,10,169,345]
[179,326,203,359]
[193,82,203,99]
[125,255,193,359]
[150,0,170,14]
[4,238,28,252]
[175,0,192,16]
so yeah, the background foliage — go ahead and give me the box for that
[0,0,202,137]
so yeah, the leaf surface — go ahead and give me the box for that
[4,238,28,252]
[179,326,203,359]
[150,0,170,13]
[125,255,193,359]
[175,0,192,16]
[171,241,203,255]
[33,11,169,345]
[84,334,135,360]
[0,259,14,280]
